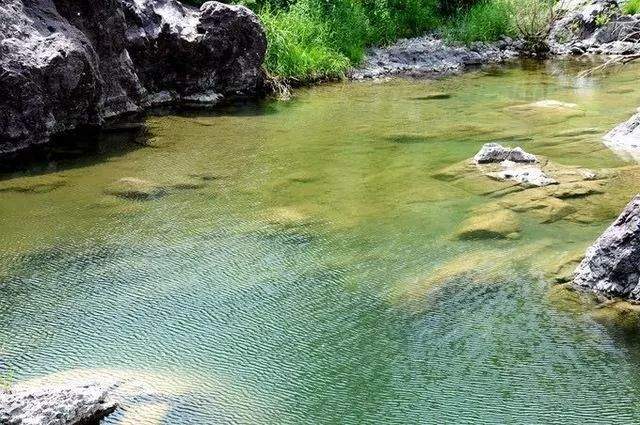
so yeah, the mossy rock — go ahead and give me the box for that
[105,177,167,201]
[455,209,521,240]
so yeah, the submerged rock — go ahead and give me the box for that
[0,380,118,425]
[505,100,584,122]
[573,195,640,300]
[455,209,521,240]
[105,177,167,200]
[473,143,537,164]
[0,0,267,153]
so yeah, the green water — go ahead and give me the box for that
[2,59,640,423]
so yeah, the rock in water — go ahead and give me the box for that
[473,143,537,164]
[488,160,558,187]
[603,111,640,161]
[0,0,267,154]
[573,195,640,300]
[0,381,117,425]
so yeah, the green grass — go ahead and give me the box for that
[443,0,515,44]
[624,0,640,15]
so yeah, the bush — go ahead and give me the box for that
[624,0,640,15]
[444,0,515,43]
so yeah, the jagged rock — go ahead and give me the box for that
[473,143,537,164]
[603,111,640,161]
[0,0,267,154]
[0,380,118,425]
[573,195,640,300]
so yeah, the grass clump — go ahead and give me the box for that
[624,0,640,15]
[443,0,515,44]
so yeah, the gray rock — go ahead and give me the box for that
[573,195,640,300]
[473,143,538,164]
[0,0,267,154]
[349,36,521,80]
[0,380,118,425]
[603,110,640,161]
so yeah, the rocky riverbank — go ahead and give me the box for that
[352,0,640,80]
[0,0,266,154]
[349,36,521,80]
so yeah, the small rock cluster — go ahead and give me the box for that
[474,143,557,188]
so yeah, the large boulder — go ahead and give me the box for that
[573,195,640,300]
[0,380,118,425]
[0,0,267,154]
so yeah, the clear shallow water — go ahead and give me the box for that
[2,60,640,423]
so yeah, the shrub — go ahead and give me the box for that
[624,0,640,15]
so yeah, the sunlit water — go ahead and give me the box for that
[2,59,640,423]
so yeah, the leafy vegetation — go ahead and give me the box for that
[624,0,640,15]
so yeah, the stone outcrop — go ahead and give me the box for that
[0,0,267,154]
[549,0,640,55]
[0,380,118,425]
[349,36,521,80]
[573,195,640,300]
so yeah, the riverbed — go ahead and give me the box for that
[2,59,640,423]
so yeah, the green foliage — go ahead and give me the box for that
[259,5,351,80]
[624,0,640,15]
[444,0,515,43]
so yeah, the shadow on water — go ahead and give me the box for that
[0,97,280,180]
[0,128,147,180]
